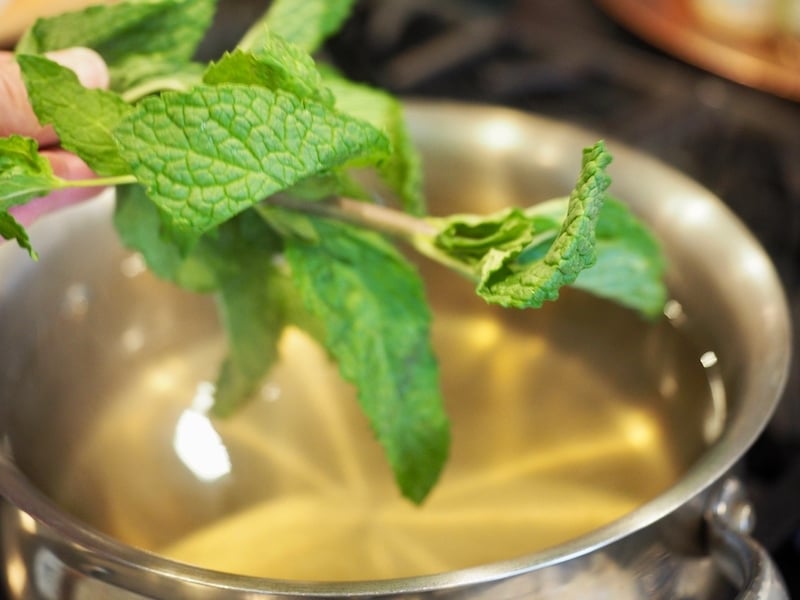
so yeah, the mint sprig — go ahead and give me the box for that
[0,0,667,503]
[265,209,449,503]
[113,85,389,233]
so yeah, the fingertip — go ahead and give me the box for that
[45,47,109,90]
[42,150,96,180]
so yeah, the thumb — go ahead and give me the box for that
[0,47,109,145]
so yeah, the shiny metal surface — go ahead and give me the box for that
[0,102,791,598]
[708,479,789,600]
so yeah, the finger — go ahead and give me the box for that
[7,150,104,227]
[0,47,109,145]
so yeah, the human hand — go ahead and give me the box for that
[0,47,109,227]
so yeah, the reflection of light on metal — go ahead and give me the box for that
[144,356,191,393]
[679,197,715,227]
[145,367,178,394]
[33,548,64,600]
[663,299,685,322]
[61,283,89,319]
[700,350,718,368]
[738,250,771,280]
[260,382,282,403]
[621,411,657,449]
[467,317,502,352]
[701,352,727,443]
[121,327,145,353]
[120,253,147,278]
[5,551,26,598]
[173,382,231,482]
[479,119,520,151]
[18,511,37,534]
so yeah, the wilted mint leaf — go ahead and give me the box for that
[269,209,449,503]
[17,55,132,176]
[17,0,216,91]
[242,0,356,54]
[113,84,390,233]
[433,207,536,266]
[0,136,61,209]
[497,197,667,318]
[474,141,610,308]
[323,73,425,215]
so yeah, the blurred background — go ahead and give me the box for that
[1,0,799,595]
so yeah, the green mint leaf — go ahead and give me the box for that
[473,141,611,308]
[17,55,132,176]
[270,209,449,503]
[323,72,425,215]
[0,136,61,209]
[205,39,333,106]
[113,84,390,233]
[113,185,215,291]
[432,207,536,266]
[241,0,356,54]
[571,197,666,318]
[0,212,36,258]
[201,213,288,417]
[213,272,285,418]
[115,190,286,415]
[114,56,205,100]
[17,0,217,85]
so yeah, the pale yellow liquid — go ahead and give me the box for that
[48,280,718,582]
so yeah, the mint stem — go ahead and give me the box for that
[264,195,480,280]
[266,195,438,238]
[60,174,138,189]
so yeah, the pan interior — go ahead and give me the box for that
[0,208,718,582]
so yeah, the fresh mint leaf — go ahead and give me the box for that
[201,212,288,417]
[114,56,205,101]
[113,84,390,233]
[323,73,425,215]
[205,39,333,106]
[17,55,132,177]
[241,0,356,54]
[0,136,61,209]
[571,198,666,318]
[270,209,449,503]
[473,141,610,308]
[17,0,216,90]
[114,185,215,291]
[0,212,36,258]
[116,190,288,415]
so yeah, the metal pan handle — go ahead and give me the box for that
[708,479,789,600]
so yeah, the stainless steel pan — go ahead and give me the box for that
[0,101,791,598]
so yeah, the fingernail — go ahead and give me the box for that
[45,47,109,90]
